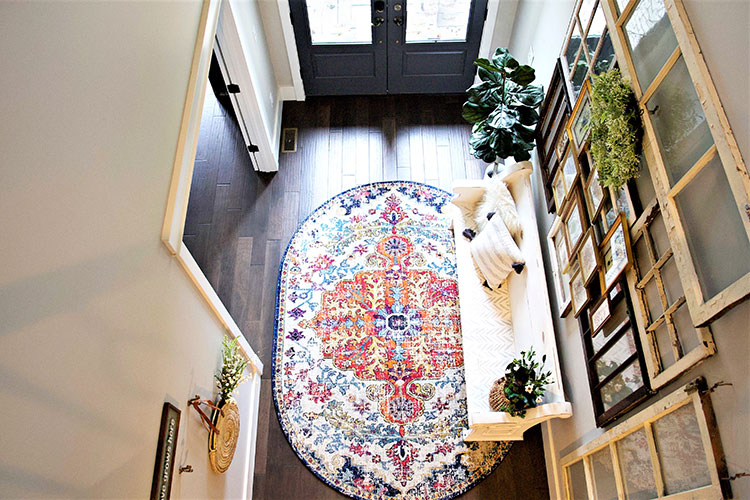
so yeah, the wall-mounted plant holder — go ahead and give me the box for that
[187,394,240,474]
[208,398,240,474]
[188,395,222,434]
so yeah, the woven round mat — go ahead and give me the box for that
[208,400,240,474]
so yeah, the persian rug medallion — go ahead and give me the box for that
[273,182,511,499]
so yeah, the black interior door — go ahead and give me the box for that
[291,0,487,96]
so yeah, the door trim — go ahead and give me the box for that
[217,0,281,172]
[277,0,306,100]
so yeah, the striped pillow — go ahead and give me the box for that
[470,213,525,290]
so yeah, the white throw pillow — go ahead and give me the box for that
[470,214,525,290]
[474,177,522,238]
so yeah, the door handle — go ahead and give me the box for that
[373,16,384,27]
[393,16,403,26]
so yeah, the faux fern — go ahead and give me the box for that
[590,69,643,189]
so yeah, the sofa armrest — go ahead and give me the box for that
[451,180,486,208]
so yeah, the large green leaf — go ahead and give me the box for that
[491,47,518,71]
[487,107,516,129]
[462,102,491,123]
[516,106,540,126]
[509,65,536,86]
[474,58,500,74]
[513,86,545,107]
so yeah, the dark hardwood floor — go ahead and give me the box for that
[183,87,550,500]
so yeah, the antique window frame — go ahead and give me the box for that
[561,378,731,499]
[626,198,716,388]
[600,0,750,327]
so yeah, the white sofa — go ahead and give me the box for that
[449,161,572,441]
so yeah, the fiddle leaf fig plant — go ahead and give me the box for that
[462,47,545,164]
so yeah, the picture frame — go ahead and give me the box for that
[568,79,592,154]
[569,263,590,317]
[578,228,600,286]
[547,217,573,317]
[563,191,585,254]
[555,125,570,162]
[151,402,181,500]
[584,162,606,220]
[561,148,580,202]
[600,214,632,293]
[589,295,612,334]
[553,166,567,212]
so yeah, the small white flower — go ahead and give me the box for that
[536,395,544,404]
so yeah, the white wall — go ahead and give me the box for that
[508,1,750,498]
[0,2,256,497]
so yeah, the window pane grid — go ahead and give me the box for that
[562,382,727,500]
[604,0,750,325]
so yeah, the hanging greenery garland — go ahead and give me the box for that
[590,69,643,189]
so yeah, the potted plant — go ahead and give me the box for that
[489,347,553,418]
[590,69,643,189]
[462,47,545,176]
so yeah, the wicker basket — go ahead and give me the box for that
[488,377,511,412]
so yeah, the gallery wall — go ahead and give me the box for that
[506,1,750,498]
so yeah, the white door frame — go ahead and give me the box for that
[216,0,280,172]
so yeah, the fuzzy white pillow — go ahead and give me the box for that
[470,214,525,290]
[474,177,522,238]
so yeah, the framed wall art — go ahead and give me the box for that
[600,214,632,292]
[569,263,590,317]
[150,402,181,500]
[563,191,586,253]
[584,165,606,220]
[555,127,570,162]
[553,167,567,213]
[589,295,611,335]
[568,79,592,155]
[548,217,573,317]
[578,229,600,286]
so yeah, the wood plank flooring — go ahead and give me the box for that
[183,88,550,500]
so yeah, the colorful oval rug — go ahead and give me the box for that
[273,182,511,500]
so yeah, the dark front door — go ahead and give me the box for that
[290,0,488,96]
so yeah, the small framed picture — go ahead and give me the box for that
[568,80,592,154]
[589,295,612,334]
[578,229,600,286]
[555,123,570,162]
[585,163,606,220]
[569,263,590,317]
[564,191,585,254]
[553,167,567,212]
[561,149,580,202]
[600,214,632,292]
[547,217,572,317]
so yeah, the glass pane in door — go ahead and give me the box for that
[306,0,372,45]
[405,0,472,43]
